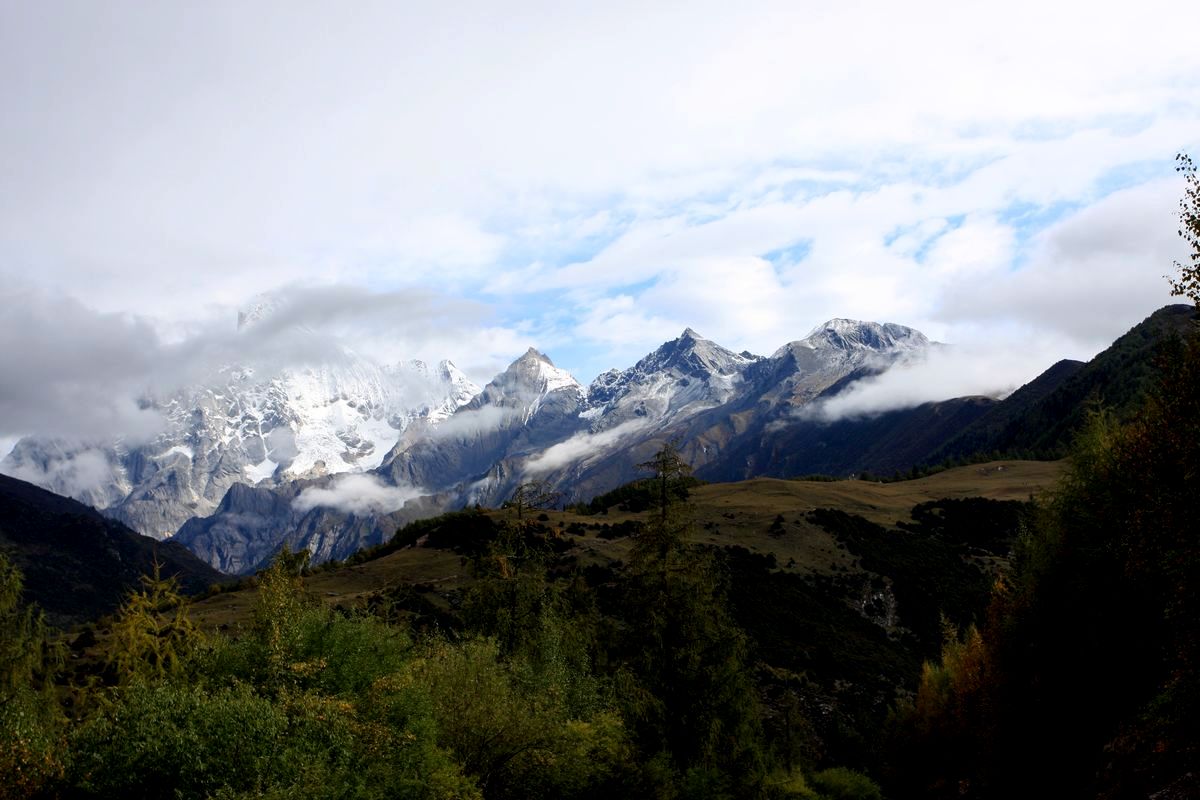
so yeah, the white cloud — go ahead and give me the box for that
[805,339,1068,421]
[0,446,125,505]
[524,419,650,475]
[426,405,515,440]
[936,179,1184,346]
[0,283,506,441]
[0,1,1196,400]
[292,474,423,515]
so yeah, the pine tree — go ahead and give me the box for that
[0,554,56,700]
[505,480,560,520]
[0,554,65,799]
[620,446,767,790]
[108,559,202,684]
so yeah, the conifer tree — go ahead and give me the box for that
[0,554,65,799]
[108,559,202,684]
[505,480,559,520]
[621,445,766,790]
[0,554,56,700]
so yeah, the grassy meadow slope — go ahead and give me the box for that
[183,459,1062,632]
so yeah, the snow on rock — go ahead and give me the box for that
[583,328,761,428]
[0,343,480,540]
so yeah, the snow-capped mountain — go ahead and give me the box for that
[753,319,931,408]
[585,328,761,428]
[796,318,930,355]
[379,348,586,495]
[1,347,479,540]
[80,317,940,573]
[378,320,932,510]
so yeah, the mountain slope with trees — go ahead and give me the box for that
[0,474,224,627]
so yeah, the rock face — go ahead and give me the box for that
[379,348,587,497]
[175,319,938,573]
[387,320,933,507]
[170,479,448,575]
[1,354,479,540]
[14,308,1193,576]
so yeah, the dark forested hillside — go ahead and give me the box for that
[694,395,998,481]
[692,305,1194,483]
[0,474,225,626]
[889,323,1200,798]
[929,304,1196,463]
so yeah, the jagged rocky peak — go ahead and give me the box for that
[583,328,760,419]
[636,328,759,378]
[503,348,582,395]
[794,319,930,353]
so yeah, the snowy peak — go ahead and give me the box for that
[762,318,933,407]
[1,344,481,540]
[383,359,480,423]
[436,360,480,403]
[503,348,582,396]
[582,329,758,425]
[790,319,930,355]
[459,347,584,423]
[634,328,759,380]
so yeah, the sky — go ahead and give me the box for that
[2,0,1199,448]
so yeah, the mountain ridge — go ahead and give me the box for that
[0,473,224,626]
[181,318,953,571]
[11,308,1193,576]
[1,345,480,539]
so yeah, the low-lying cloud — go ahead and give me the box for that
[0,444,126,507]
[427,405,514,440]
[802,341,1064,422]
[0,284,489,443]
[292,473,423,515]
[524,419,649,475]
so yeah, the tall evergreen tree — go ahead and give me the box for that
[619,445,767,794]
[108,560,203,685]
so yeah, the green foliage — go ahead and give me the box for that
[250,545,315,691]
[808,767,883,800]
[18,448,934,797]
[889,332,1200,798]
[72,548,480,799]
[1168,151,1200,306]
[608,449,769,792]
[68,679,477,800]
[638,441,694,523]
[579,475,704,515]
[69,681,286,798]
[722,547,913,771]
[467,519,569,581]
[391,509,502,556]
[900,497,1030,555]
[412,637,629,800]
[107,560,203,684]
[0,687,66,800]
[0,553,60,700]
[0,554,65,799]
[806,506,1008,656]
